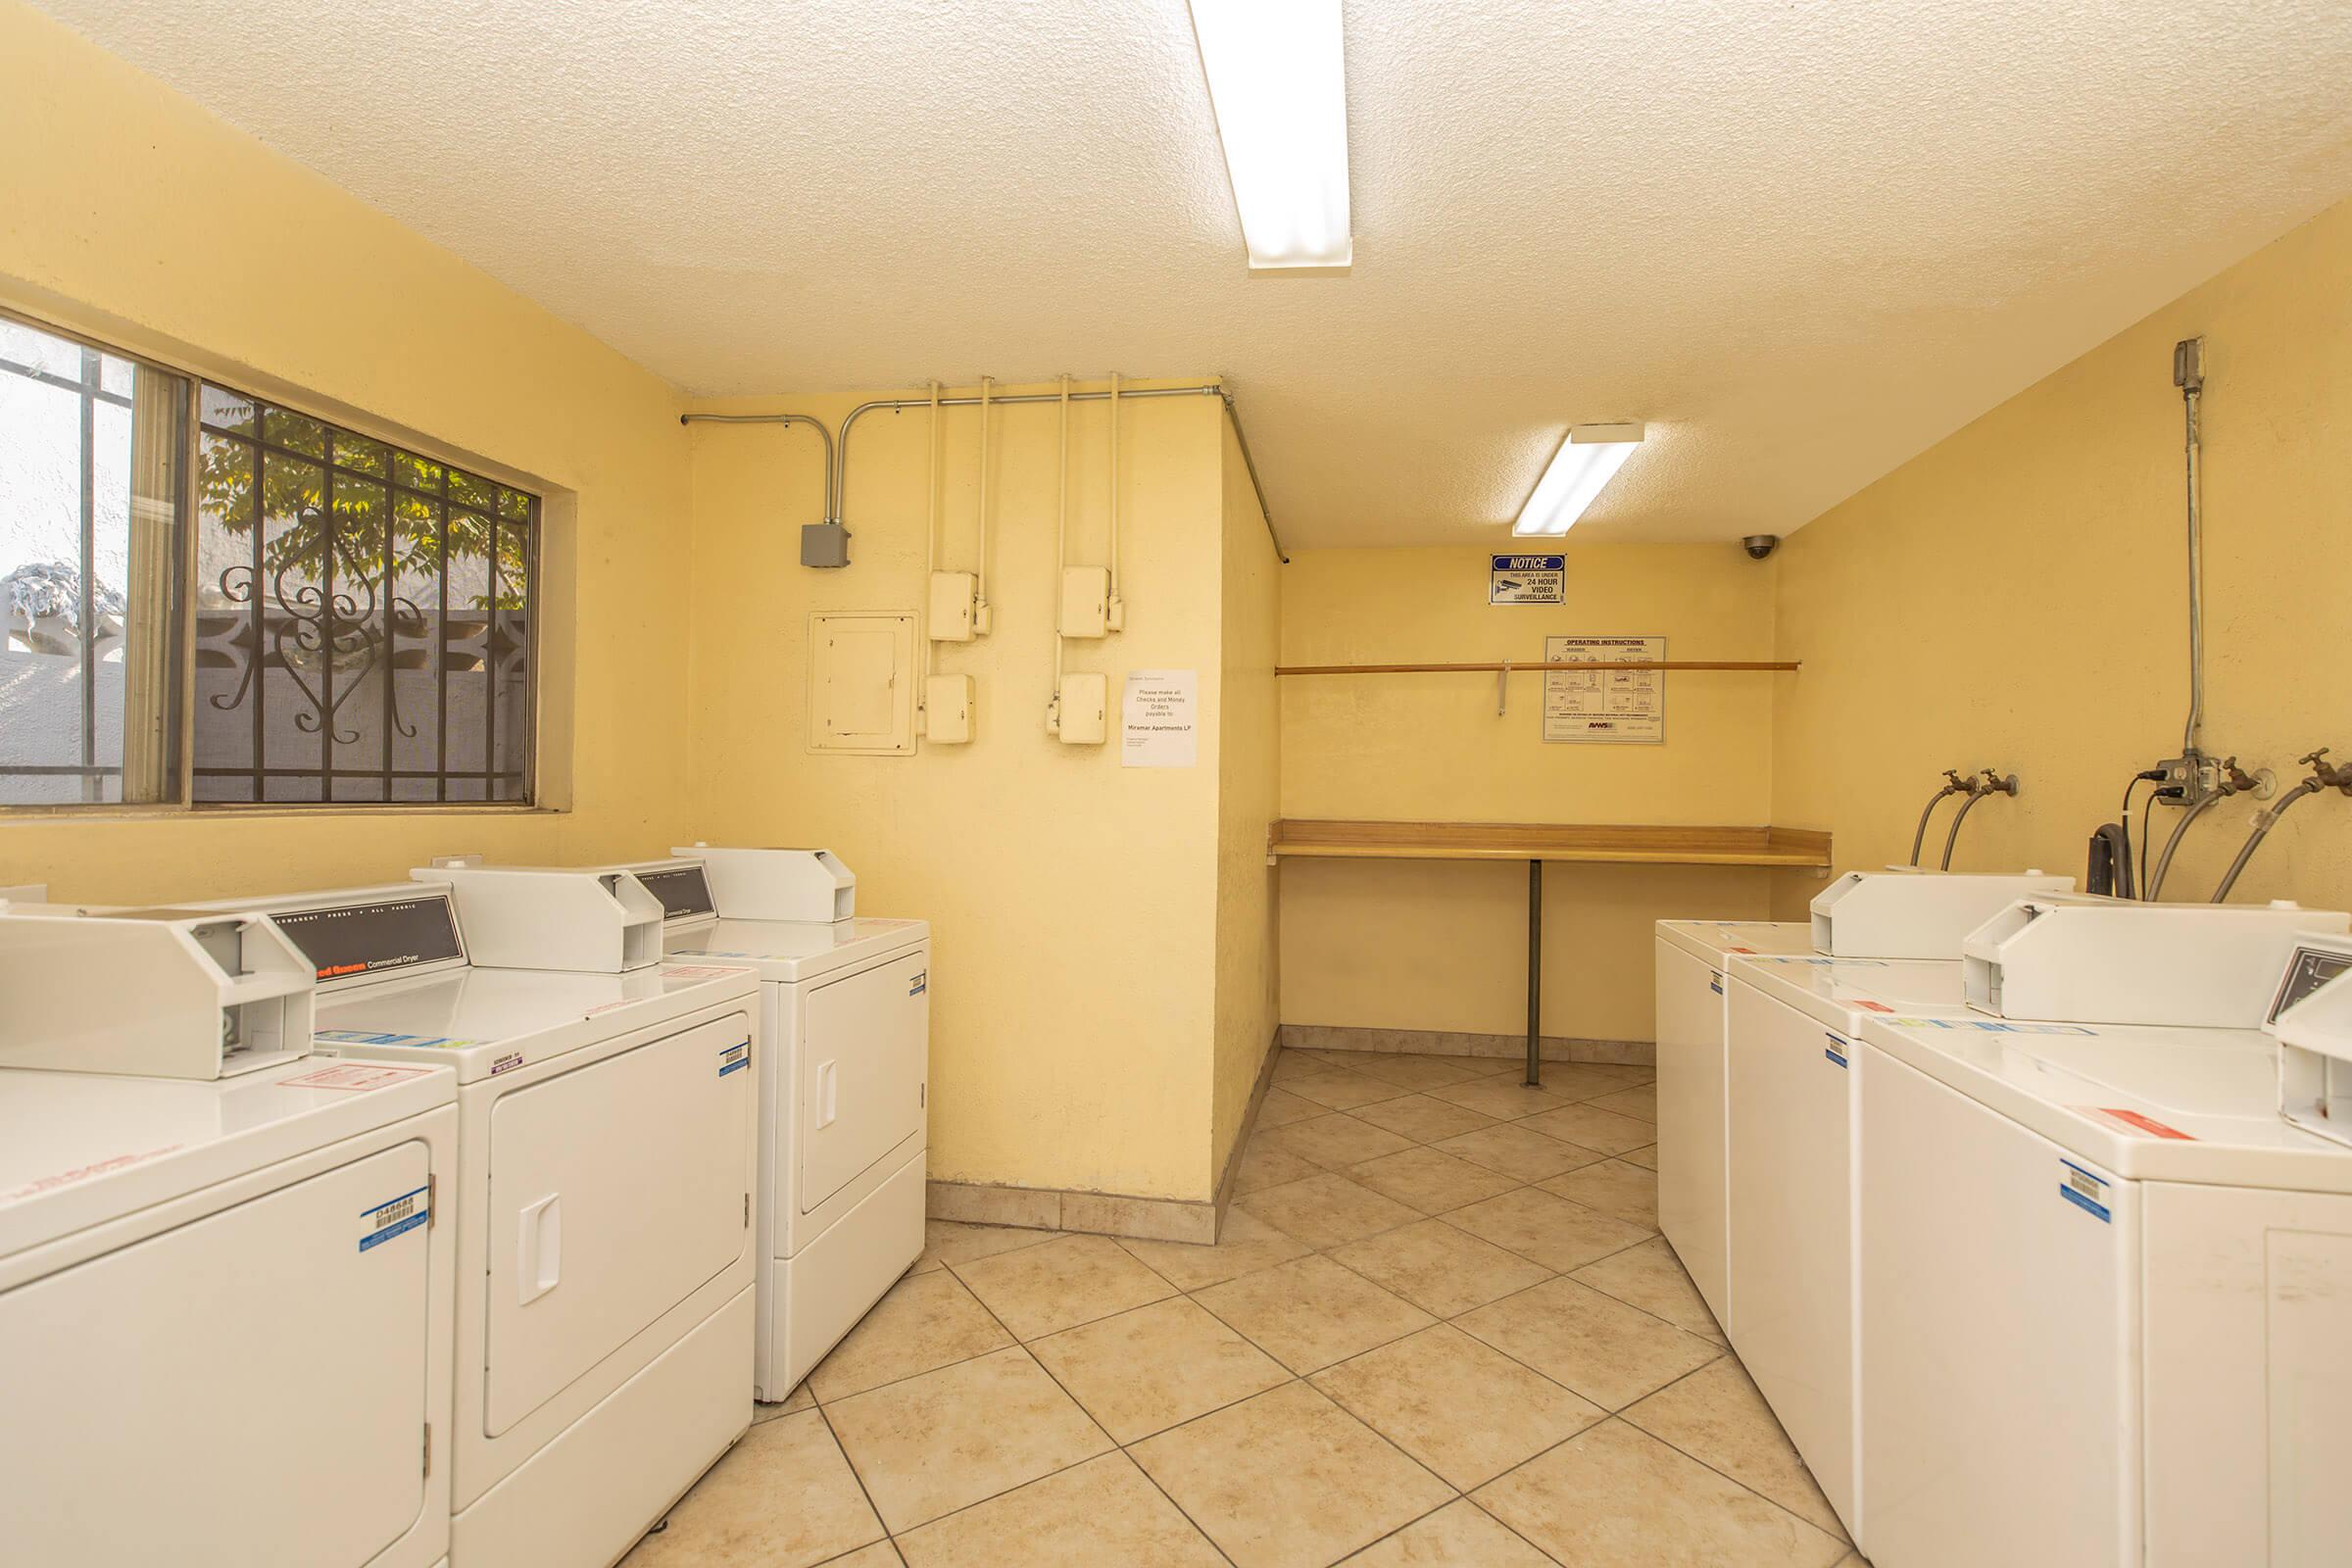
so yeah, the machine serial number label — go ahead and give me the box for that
[360,1186,430,1251]
[2058,1160,2112,1223]
[718,1041,751,1078]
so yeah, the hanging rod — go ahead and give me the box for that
[1276,660,1799,675]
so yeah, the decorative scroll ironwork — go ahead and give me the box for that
[193,385,537,804]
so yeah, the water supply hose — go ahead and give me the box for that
[2146,793,2219,901]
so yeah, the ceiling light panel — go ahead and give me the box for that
[1187,0,1353,271]
[1512,422,1646,536]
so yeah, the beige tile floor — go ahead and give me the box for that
[620,1048,1865,1568]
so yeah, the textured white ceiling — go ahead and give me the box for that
[31,0,2352,545]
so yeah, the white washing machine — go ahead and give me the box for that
[1723,954,1974,1548]
[0,910,459,1568]
[1653,918,1811,1326]
[1856,917,2352,1568]
[205,877,761,1568]
[614,849,929,1400]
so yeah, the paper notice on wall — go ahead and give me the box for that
[1543,635,1665,743]
[1121,669,1198,767]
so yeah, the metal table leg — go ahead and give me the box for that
[1526,858,1543,1087]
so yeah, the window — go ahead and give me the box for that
[1,310,539,808]
[0,318,185,805]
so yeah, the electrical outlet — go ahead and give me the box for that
[2153,751,2220,808]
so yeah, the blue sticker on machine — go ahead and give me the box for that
[2059,1160,2112,1222]
[360,1186,430,1251]
[317,1028,479,1051]
[910,971,927,997]
[718,1041,751,1077]
[1708,974,1724,995]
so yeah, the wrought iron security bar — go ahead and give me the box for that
[194,385,537,804]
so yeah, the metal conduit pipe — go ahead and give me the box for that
[2176,338,2206,758]
[834,382,1289,563]
[675,413,837,522]
[2145,792,2220,902]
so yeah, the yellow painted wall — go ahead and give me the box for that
[686,382,1238,1200]
[1210,417,1282,1182]
[1771,196,2352,918]
[1278,545,1784,1042]
[0,2,696,901]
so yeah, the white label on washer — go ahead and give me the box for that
[718,1041,751,1078]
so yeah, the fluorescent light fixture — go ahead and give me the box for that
[1187,0,1352,271]
[1512,422,1646,536]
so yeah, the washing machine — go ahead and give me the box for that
[0,908,459,1568]
[1855,907,2352,1568]
[1653,918,1810,1325]
[198,875,761,1568]
[610,847,929,1400]
[1723,953,1974,1548]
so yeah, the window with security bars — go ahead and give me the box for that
[193,385,536,802]
[1,307,539,808]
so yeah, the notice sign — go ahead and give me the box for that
[1122,669,1199,768]
[1490,554,1566,605]
[1544,635,1665,744]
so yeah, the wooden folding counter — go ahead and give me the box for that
[1268,820,1835,1085]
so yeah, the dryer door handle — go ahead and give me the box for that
[816,1060,839,1129]
[517,1193,563,1304]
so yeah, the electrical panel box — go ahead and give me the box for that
[809,612,916,755]
[1058,566,1111,639]
[1057,672,1109,746]
[928,571,976,642]
[924,674,973,745]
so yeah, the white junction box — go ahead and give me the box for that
[1965,898,2352,1027]
[1810,868,2076,958]
[2270,932,2352,1148]
[924,674,973,744]
[0,906,315,1078]
[674,846,857,924]
[1057,672,1109,745]
[1058,565,1111,639]
[927,571,976,642]
[415,860,666,972]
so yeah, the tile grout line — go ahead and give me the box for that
[809,1395,899,1559]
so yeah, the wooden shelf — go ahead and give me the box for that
[1274,661,1798,675]
[1269,819,1833,868]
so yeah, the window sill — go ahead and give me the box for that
[0,802,559,824]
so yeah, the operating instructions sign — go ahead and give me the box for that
[1489,554,1566,604]
[1544,634,1666,743]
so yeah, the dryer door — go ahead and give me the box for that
[800,950,929,1214]
[0,1141,434,1567]
[484,1013,755,1435]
